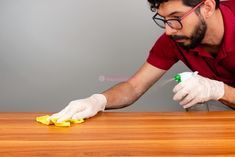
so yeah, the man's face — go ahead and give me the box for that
[157,0,207,50]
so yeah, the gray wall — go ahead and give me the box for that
[0,0,190,112]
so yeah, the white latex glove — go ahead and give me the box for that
[173,75,224,108]
[50,94,107,122]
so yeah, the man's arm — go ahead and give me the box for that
[103,62,166,109]
[50,62,166,121]
[219,84,235,106]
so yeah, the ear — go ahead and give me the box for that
[201,0,216,19]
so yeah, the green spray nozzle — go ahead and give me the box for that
[174,74,181,83]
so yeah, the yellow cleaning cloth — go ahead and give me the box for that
[36,115,84,127]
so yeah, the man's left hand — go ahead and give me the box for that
[173,74,224,108]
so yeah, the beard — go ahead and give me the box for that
[170,15,207,50]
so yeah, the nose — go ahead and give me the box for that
[165,24,178,36]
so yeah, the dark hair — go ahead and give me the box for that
[147,0,220,12]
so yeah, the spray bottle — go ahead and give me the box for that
[173,71,209,111]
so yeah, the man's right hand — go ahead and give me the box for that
[49,94,107,122]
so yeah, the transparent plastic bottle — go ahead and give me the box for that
[174,71,209,112]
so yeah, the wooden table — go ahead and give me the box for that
[1,112,235,156]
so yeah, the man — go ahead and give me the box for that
[51,0,235,122]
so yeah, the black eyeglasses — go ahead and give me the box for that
[152,1,204,30]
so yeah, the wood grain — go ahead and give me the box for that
[0,111,235,156]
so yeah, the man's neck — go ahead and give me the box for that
[201,9,224,55]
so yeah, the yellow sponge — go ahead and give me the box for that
[70,119,85,124]
[36,115,84,127]
[36,115,53,125]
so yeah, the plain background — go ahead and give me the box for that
[0,0,190,112]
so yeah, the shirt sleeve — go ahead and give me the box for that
[147,34,179,70]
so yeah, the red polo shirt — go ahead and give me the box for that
[147,0,235,87]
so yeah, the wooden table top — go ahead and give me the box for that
[1,111,235,157]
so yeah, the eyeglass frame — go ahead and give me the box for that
[152,1,204,30]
